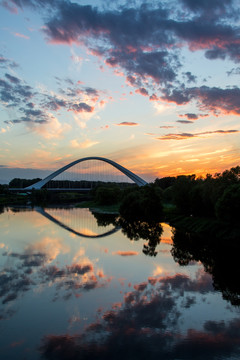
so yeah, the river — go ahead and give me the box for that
[0,206,239,359]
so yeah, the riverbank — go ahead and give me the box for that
[76,200,120,214]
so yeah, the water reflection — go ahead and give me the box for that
[40,275,240,360]
[171,228,240,306]
[0,207,240,360]
[118,218,163,257]
[37,207,120,238]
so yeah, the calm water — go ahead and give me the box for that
[0,206,240,360]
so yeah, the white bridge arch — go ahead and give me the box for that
[25,156,148,189]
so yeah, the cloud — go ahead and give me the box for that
[39,1,240,91]
[176,120,193,124]
[13,32,30,39]
[4,0,240,111]
[27,115,71,139]
[69,102,94,113]
[112,251,139,256]
[179,113,199,120]
[1,0,18,13]
[0,54,18,69]
[162,86,240,115]
[1,69,106,133]
[0,76,33,106]
[39,270,240,360]
[183,71,197,83]
[5,73,21,84]
[0,241,112,306]
[116,122,139,126]
[156,129,239,140]
[158,270,214,294]
[227,67,240,76]
[159,125,175,129]
[70,139,99,149]
[180,0,234,14]
[135,87,149,96]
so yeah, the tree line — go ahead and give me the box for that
[2,165,240,226]
[154,165,240,224]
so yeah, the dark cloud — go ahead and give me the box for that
[158,272,214,294]
[0,248,111,307]
[135,87,149,96]
[1,71,102,125]
[40,286,180,359]
[157,129,239,140]
[180,0,234,14]
[183,71,197,83]
[69,102,94,113]
[42,96,67,111]
[4,0,58,11]
[0,75,34,107]
[39,274,240,360]
[5,73,21,84]
[227,67,240,76]
[179,113,199,120]
[5,251,47,267]
[2,0,240,120]
[196,86,240,115]
[2,1,240,108]
[0,54,18,69]
[162,86,240,115]
[0,268,33,305]
[181,295,196,308]
[176,120,193,124]
[174,318,240,360]
[5,107,50,124]
[39,1,240,87]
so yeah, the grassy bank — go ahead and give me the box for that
[76,200,120,214]
[0,193,29,206]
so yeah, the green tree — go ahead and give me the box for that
[171,175,196,215]
[119,185,163,223]
[95,185,121,205]
[9,178,41,188]
[215,184,240,224]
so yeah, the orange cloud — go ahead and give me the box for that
[156,130,239,140]
[112,251,139,256]
[115,122,139,126]
[135,88,149,96]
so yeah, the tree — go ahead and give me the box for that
[9,178,41,188]
[95,185,121,205]
[215,184,240,224]
[119,185,163,223]
[171,175,196,215]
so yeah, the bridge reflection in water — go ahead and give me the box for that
[36,207,120,238]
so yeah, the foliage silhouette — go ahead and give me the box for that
[95,185,121,205]
[118,218,163,257]
[215,184,240,224]
[119,185,163,223]
[171,228,240,306]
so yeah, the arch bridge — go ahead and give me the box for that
[25,156,147,190]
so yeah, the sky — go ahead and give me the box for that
[0,0,240,183]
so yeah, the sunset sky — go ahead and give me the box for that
[0,0,240,183]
